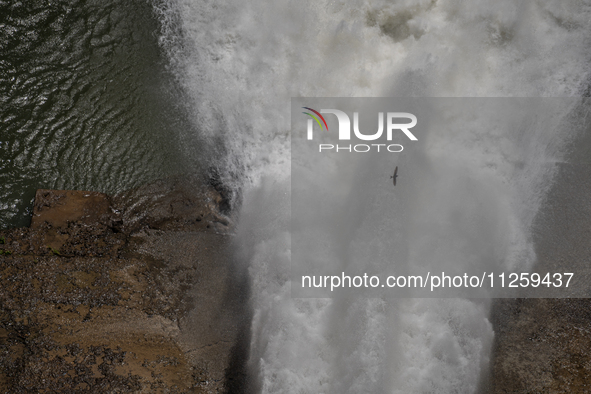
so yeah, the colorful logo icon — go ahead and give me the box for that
[302,107,328,132]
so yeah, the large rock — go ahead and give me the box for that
[0,176,248,393]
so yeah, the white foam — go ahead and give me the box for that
[154,0,591,392]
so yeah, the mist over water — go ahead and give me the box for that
[155,0,591,392]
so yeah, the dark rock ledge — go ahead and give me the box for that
[0,177,248,393]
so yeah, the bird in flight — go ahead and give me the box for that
[391,166,398,186]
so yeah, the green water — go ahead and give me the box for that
[0,0,190,228]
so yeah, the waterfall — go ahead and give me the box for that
[154,0,591,392]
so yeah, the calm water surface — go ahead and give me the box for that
[0,0,191,228]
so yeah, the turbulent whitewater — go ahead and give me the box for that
[154,1,591,392]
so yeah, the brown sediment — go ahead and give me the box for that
[489,299,591,393]
[0,176,248,393]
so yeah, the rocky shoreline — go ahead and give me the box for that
[2,173,591,393]
[0,177,248,393]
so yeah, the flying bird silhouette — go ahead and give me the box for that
[391,166,398,186]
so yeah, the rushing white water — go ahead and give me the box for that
[154,0,591,392]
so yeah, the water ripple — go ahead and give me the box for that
[0,0,188,227]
